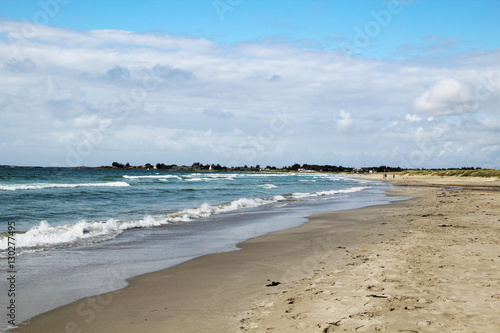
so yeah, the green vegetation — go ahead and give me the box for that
[400,168,500,178]
[107,162,498,177]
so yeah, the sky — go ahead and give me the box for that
[0,0,499,168]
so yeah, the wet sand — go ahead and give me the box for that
[14,175,500,332]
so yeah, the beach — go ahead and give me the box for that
[14,175,500,332]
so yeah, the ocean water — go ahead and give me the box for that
[0,167,394,330]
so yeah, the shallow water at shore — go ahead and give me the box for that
[1,168,370,256]
[0,168,405,330]
[1,185,401,330]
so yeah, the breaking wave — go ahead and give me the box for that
[0,186,366,257]
[0,182,130,191]
[259,184,278,189]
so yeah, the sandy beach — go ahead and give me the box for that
[14,175,500,333]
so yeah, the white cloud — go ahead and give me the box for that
[413,78,478,116]
[73,115,112,129]
[405,113,421,122]
[0,21,499,168]
[334,110,354,130]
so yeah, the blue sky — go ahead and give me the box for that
[3,0,499,57]
[1,0,499,168]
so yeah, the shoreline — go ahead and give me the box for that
[13,176,500,332]
[354,172,500,188]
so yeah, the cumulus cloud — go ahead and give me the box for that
[413,79,478,116]
[334,110,353,130]
[0,21,499,168]
[405,113,421,122]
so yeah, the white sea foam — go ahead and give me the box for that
[0,194,289,255]
[244,173,290,177]
[119,215,169,229]
[185,174,237,181]
[291,186,366,199]
[123,175,181,180]
[314,175,342,181]
[184,178,206,182]
[168,196,284,222]
[0,185,366,256]
[259,184,277,189]
[0,182,130,191]
[0,220,122,251]
[206,173,239,179]
[0,217,157,255]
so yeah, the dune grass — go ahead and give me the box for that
[400,169,500,178]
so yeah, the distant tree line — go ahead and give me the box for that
[109,162,356,172]
[111,162,130,168]
[284,164,353,172]
[108,162,483,173]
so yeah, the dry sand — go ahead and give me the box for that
[14,175,500,332]
[362,173,500,188]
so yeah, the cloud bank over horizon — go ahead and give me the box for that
[1,15,499,168]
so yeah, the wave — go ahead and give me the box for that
[313,175,342,181]
[1,220,122,249]
[123,175,181,180]
[0,185,366,256]
[0,195,284,256]
[123,174,237,182]
[205,173,238,179]
[168,195,288,222]
[184,178,206,182]
[259,184,277,189]
[185,174,237,181]
[290,186,366,199]
[0,182,130,191]
[244,173,290,177]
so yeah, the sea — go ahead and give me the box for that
[0,167,396,330]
